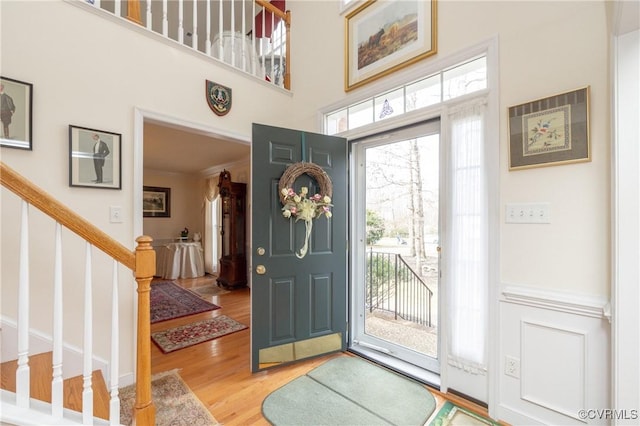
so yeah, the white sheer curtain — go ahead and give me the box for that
[204,177,219,275]
[446,99,488,374]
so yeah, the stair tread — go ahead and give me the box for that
[0,351,111,420]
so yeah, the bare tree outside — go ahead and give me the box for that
[364,133,440,358]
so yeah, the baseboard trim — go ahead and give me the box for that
[1,316,108,381]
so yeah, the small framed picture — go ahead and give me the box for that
[508,86,590,170]
[69,125,122,189]
[1,76,33,150]
[143,186,171,218]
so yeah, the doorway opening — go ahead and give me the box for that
[351,119,441,381]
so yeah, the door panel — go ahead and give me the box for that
[251,123,348,372]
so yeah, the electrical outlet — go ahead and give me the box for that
[505,355,520,378]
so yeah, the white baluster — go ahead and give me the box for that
[109,260,120,424]
[93,0,101,7]
[252,1,257,75]
[241,0,246,72]
[270,11,275,85]
[260,5,266,75]
[278,18,284,87]
[145,0,152,31]
[16,201,30,408]
[114,0,121,17]
[178,0,184,44]
[192,0,198,49]
[217,0,223,61]
[205,0,211,56]
[162,0,168,36]
[51,223,64,418]
[230,0,235,68]
[82,243,94,424]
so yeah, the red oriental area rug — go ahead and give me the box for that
[151,315,248,353]
[151,281,220,323]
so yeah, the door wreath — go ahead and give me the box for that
[278,162,333,258]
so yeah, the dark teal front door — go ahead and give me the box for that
[251,123,348,372]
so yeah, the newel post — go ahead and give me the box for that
[134,236,156,425]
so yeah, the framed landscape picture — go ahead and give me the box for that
[69,125,122,189]
[508,87,590,170]
[143,186,171,218]
[1,76,33,150]
[345,0,437,92]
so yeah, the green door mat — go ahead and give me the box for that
[262,356,436,425]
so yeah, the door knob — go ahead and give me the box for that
[256,265,266,275]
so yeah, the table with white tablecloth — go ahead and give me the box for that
[155,242,205,279]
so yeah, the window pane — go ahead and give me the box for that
[348,100,374,130]
[442,57,487,101]
[406,74,441,112]
[374,88,404,122]
[327,109,348,135]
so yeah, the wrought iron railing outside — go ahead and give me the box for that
[367,250,433,327]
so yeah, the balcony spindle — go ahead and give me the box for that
[162,0,168,36]
[192,0,198,49]
[52,223,64,418]
[178,0,184,43]
[230,0,236,71]
[205,0,211,56]
[217,0,223,61]
[145,0,152,31]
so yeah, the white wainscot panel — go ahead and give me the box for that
[521,321,586,419]
[498,285,610,425]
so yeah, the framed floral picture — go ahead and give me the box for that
[508,87,591,170]
[1,76,33,150]
[345,0,437,92]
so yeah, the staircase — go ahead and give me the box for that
[1,352,110,421]
[0,162,156,425]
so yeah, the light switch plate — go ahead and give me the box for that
[505,203,551,224]
[110,206,123,223]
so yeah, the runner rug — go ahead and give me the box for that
[262,356,436,425]
[151,280,220,323]
[151,315,248,353]
[120,369,219,425]
[428,401,500,426]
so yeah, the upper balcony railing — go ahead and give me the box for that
[85,0,290,89]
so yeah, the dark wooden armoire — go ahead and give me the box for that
[216,170,247,289]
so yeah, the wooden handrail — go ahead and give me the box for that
[0,162,135,270]
[1,161,155,424]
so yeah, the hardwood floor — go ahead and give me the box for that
[151,275,499,425]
